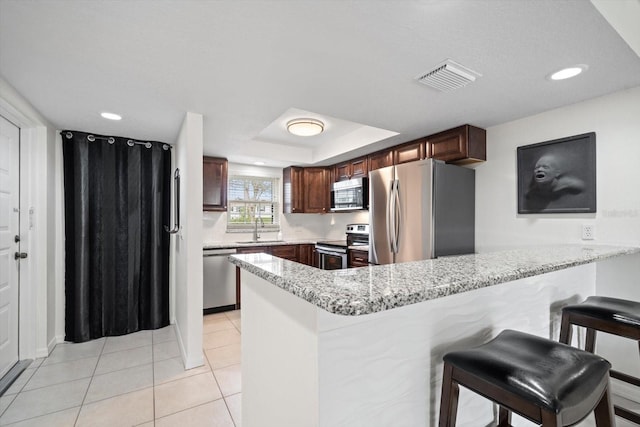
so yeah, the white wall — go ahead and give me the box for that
[202,162,369,245]
[475,86,640,402]
[172,112,204,369]
[0,77,60,358]
[475,86,640,251]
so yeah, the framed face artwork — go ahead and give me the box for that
[517,132,596,214]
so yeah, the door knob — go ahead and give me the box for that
[14,252,27,260]
[15,235,20,242]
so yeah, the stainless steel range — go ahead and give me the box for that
[315,224,369,270]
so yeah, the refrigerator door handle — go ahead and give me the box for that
[388,179,398,254]
[388,180,396,253]
[393,179,402,252]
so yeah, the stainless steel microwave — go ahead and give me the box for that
[330,177,368,211]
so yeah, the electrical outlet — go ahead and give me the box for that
[582,224,595,240]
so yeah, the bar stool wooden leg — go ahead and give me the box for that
[439,363,459,427]
[498,406,511,426]
[540,410,561,427]
[593,383,615,427]
[559,314,572,344]
[585,327,597,353]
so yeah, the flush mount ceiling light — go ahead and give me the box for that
[100,112,122,121]
[548,64,588,81]
[286,118,324,136]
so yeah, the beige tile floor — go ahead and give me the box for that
[0,310,241,426]
[2,309,638,427]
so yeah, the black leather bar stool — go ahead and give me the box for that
[439,329,615,427]
[560,296,640,424]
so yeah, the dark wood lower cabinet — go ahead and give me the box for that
[271,245,298,261]
[235,266,242,310]
[234,243,318,308]
[348,249,369,267]
[298,244,314,266]
[235,246,271,310]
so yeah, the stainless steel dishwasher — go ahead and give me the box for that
[203,248,238,313]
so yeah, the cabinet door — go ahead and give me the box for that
[203,157,228,211]
[303,167,330,213]
[348,249,369,267]
[283,166,304,213]
[393,139,425,165]
[333,163,351,182]
[428,125,486,164]
[271,245,298,261]
[350,156,368,178]
[236,246,271,255]
[298,244,314,266]
[368,150,393,171]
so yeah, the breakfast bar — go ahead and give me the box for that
[229,245,640,427]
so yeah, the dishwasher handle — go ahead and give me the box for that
[204,249,238,257]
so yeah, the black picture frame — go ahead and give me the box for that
[517,132,596,214]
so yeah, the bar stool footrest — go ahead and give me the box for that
[610,369,640,387]
[614,405,640,424]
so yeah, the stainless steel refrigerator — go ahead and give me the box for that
[368,158,475,264]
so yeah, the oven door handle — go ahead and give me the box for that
[317,249,347,257]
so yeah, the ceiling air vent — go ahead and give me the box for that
[416,59,481,92]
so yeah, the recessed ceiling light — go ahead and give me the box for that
[286,118,324,136]
[100,112,122,120]
[254,161,265,166]
[548,65,588,81]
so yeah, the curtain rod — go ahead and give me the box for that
[61,131,172,150]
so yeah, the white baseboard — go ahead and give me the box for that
[35,335,62,359]
[173,321,204,370]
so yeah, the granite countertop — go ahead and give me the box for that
[204,239,318,249]
[229,245,640,316]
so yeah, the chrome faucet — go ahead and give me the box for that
[253,215,264,241]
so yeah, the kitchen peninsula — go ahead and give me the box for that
[230,245,639,427]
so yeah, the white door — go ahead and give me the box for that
[0,115,20,378]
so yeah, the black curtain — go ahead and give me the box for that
[62,130,171,343]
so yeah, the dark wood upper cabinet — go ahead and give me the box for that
[303,167,331,213]
[368,149,394,171]
[427,125,486,164]
[333,156,368,182]
[289,124,486,214]
[203,156,228,211]
[393,138,426,165]
[283,166,304,213]
[350,157,368,178]
[333,162,351,182]
[283,166,330,213]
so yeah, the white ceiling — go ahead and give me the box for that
[1,0,639,167]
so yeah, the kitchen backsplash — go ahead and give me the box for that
[203,210,369,245]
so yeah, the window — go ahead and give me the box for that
[227,175,280,231]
